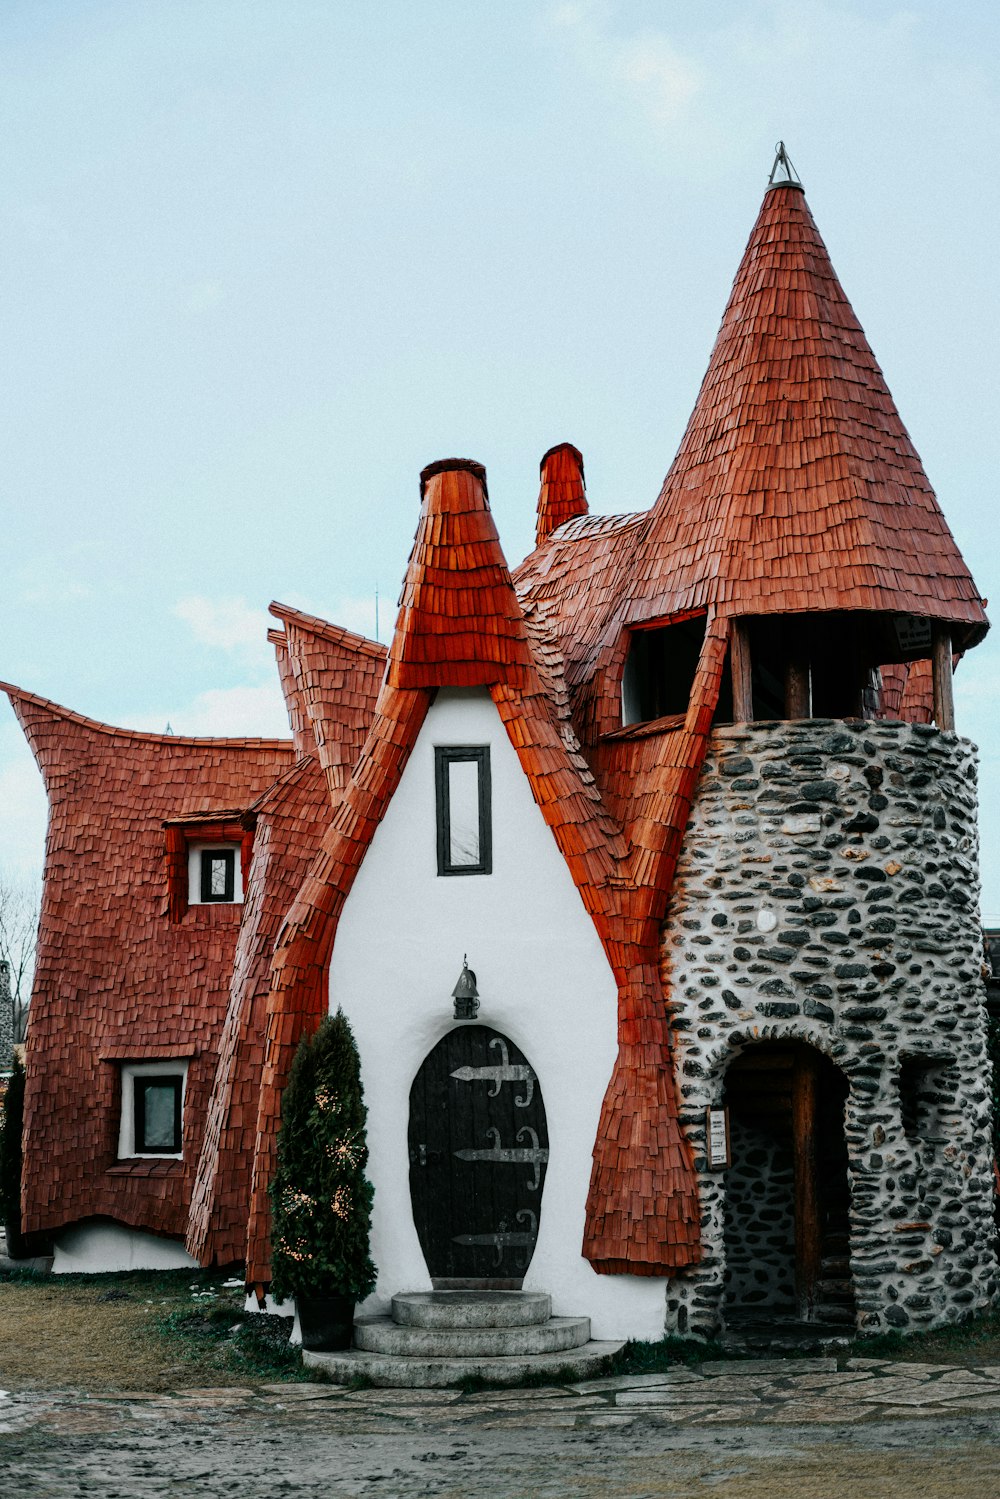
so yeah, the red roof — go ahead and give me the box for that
[535,443,588,546]
[269,604,386,805]
[187,611,384,1266]
[186,754,331,1266]
[516,179,988,740]
[1,684,293,1243]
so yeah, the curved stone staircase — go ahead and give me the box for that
[302,1290,623,1388]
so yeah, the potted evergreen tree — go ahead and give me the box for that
[269,1010,377,1350]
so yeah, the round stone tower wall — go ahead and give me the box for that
[662,718,997,1338]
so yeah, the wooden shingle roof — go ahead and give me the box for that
[0,683,293,1244]
[517,177,988,716]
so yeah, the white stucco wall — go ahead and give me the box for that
[52,1221,199,1274]
[328,688,667,1342]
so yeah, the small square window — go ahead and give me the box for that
[186,842,243,906]
[135,1076,183,1153]
[200,847,235,903]
[435,746,492,876]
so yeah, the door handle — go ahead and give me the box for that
[418,1143,427,1167]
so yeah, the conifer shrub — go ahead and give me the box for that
[0,1054,25,1258]
[987,1009,1000,1164]
[269,1010,377,1303]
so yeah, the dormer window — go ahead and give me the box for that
[435,746,492,876]
[164,816,253,921]
[622,613,733,728]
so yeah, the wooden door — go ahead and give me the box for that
[408,1027,548,1285]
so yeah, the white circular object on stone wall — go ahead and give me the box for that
[756,907,778,933]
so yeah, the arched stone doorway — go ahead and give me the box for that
[722,1041,854,1328]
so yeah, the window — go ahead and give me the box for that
[118,1061,188,1159]
[135,1076,182,1153]
[200,846,235,903]
[165,819,252,921]
[435,746,492,876]
[898,1055,957,1144]
[621,614,732,727]
[187,842,243,906]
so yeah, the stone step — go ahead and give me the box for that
[354,1314,590,1358]
[721,1318,855,1355]
[391,1290,551,1330]
[302,1340,624,1388]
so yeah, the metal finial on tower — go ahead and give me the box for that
[768,140,802,190]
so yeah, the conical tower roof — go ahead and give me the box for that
[618,174,988,645]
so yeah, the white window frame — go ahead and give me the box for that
[118,1060,189,1160]
[187,841,244,905]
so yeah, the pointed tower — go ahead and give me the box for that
[619,145,987,729]
[635,151,997,1342]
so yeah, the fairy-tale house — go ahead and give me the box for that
[4,152,996,1340]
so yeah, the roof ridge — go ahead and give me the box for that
[268,602,386,660]
[0,681,294,749]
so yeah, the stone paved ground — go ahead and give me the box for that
[3,1358,1000,1496]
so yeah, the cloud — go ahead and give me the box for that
[611,34,703,127]
[548,1,703,134]
[134,681,291,739]
[327,593,383,643]
[173,595,272,661]
[13,560,94,608]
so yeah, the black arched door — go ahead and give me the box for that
[408,1027,548,1284]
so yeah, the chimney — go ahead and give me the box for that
[535,443,587,547]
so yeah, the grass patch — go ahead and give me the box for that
[608,1335,729,1376]
[0,1267,314,1392]
[153,1304,310,1382]
[856,1307,1000,1365]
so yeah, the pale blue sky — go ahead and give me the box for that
[2,1,998,917]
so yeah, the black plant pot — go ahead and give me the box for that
[297,1294,355,1351]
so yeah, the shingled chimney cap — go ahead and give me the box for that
[419,457,488,500]
[539,441,584,480]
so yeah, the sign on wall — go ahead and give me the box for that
[705,1106,731,1170]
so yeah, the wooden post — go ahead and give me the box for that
[731,621,753,722]
[932,626,955,731]
[792,1048,821,1322]
[784,655,811,720]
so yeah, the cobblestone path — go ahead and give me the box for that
[3,1357,1000,1496]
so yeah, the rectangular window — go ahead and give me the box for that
[134,1076,183,1154]
[199,846,236,903]
[435,746,491,876]
[118,1060,189,1159]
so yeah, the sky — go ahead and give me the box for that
[1,0,998,918]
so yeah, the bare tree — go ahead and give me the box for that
[0,871,41,1043]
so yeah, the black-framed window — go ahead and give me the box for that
[435,746,492,876]
[134,1075,183,1154]
[200,846,236,903]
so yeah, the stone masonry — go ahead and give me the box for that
[661,718,998,1338]
[0,960,13,1076]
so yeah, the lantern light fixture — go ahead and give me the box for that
[452,955,480,1020]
